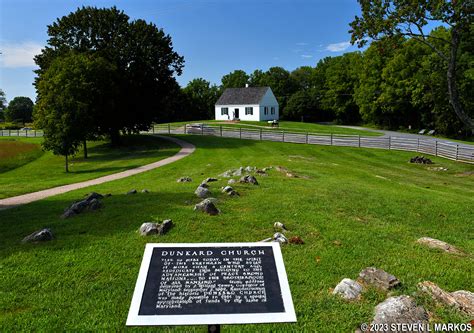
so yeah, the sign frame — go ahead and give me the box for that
[126,242,297,326]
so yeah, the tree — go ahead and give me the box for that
[221,70,249,89]
[5,97,34,123]
[34,6,184,145]
[290,66,316,91]
[183,78,220,120]
[257,67,298,115]
[0,89,6,121]
[350,0,474,131]
[285,90,329,122]
[34,53,117,171]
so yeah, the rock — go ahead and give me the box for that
[84,192,104,201]
[289,236,304,244]
[88,198,101,211]
[127,189,137,195]
[273,232,288,244]
[220,170,233,178]
[199,182,209,188]
[204,177,218,183]
[195,186,211,198]
[22,228,54,243]
[227,190,239,197]
[157,219,173,235]
[239,175,259,185]
[177,177,192,183]
[228,179,237,184]
[256,169,267,176]
[245,166,255,172]
[104,193,112,198]
[410,156,433,164]
[194,199,220,216]
[262,167,272,171]
[139,222,158,236]
[275,166,289,173]
[222,186,234,193]
[416,237,464,256]
[418,281,474,317]
[233,167,244,176]
[286,172,299,178]
[141,189,150,193]
[333,278,363,300]
[274,222,287,231]
[371,296,429,331]
[358,267,400,290]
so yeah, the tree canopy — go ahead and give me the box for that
[5,96,34,123]
[34,6,184,144]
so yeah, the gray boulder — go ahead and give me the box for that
[418,281,474,317]
[416,237,464,256]
[141,189,150,193]
[88,198,102,211]
[204,177,218,183]
[333,278,363,300]
[61,193,104,218]
[240,175,259,185]
[127,189,137,195]
[220,170,233,178]
[22,228,54,243]
[222,186,233,193]
[194,199,220,215]
[228,179,237,184]
[359,267,400,290]
[139,222,158,236]
[274,222,287,231]
[195,186,211,198]
[84,192,104,201]
[371,296,429,331]
[233,167,244,176]
[199,182,210,188]
[245,166,255,172]
[158,219,173,235]
[273,232,288,244]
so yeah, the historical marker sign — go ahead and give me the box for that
[126,242,296,326]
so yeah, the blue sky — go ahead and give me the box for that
[0,0,362,102]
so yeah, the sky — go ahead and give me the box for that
[0,0,363,102]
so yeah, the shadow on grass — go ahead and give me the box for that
[0,191,200,256]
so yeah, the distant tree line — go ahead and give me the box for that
[179,25,472,138]
[0,90,34,125]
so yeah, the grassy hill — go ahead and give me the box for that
[1,135,472,331]
[0,136,180,199]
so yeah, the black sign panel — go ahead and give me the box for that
[127,243,296,326]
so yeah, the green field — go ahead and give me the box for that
[162,120,383,136]
[0,136,180,199]
[1,135,472,331]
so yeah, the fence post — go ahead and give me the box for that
[417,138,419,152]
[168,123,170,134]
[330,133,333,146]
[201,125,204,135]
[306,132,308,144]
[17,129,19,136]
[25,129,28,137]
[435,140,438,156]
[239,127,242,139]
[184,124,187,134]
[220,125,222,137]
[358,135,361,148]
[260,128,262,140]
[388,136,391,150]
[282,130,285,142]
[455,144,459,161]
[35,130,37,137]
[9,129,11,136]
[152,125,155,134]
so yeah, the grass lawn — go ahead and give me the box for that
[162,120,383,136]
[0,135,180,199]
[0,135,472,331]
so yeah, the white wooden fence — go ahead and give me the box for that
[2,125,473,164]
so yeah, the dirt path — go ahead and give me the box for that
[0,136,195,211]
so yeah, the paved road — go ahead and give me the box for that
[337,125,473,149]
[0,135,195,211]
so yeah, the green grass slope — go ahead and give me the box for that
[0,136,180,199]
[0,135,472,331]
[0,140,43,173]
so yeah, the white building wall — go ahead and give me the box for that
[215,104,261,121]
[258,89,279,121]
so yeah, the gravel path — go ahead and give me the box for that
[0,135,195,211]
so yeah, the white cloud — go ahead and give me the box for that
[325,41,351,52]
[0,42,43,68]
[301,54,313,58]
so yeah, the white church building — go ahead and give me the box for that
[215,86,279,122]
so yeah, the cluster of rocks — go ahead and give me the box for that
[220,166,256,178]
[127,189,149,194]
[177,177,192,183]
[139,219,173,236]
[275,165,299,178]
[61,192,105,219]
[418,281,474,317]
[260,222,304,245]
[410,156,433,164]
[239,175,258,185]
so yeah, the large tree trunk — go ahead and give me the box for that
[109,129,121,146]
[65,154,69,173]
[447,27,474,133]
[83,140,88,159]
